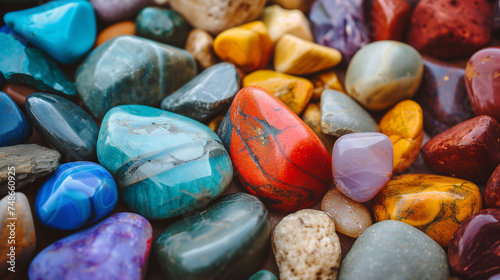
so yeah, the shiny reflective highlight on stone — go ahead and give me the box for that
[0,91,31,147]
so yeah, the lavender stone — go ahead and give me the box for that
[90,0,152,23]
[332,132,393,202]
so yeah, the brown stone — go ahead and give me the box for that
[184,29,218,70]
[486,164,500,208]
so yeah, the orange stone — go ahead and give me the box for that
[95,21,135,47]
[370,0,411,41]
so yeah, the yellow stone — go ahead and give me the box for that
[185,28,218,69]
[301,102,336,154]
[213,21,273,73]
[207,115,224,133]
[261,5,313,42]
[307,71,345,100]
[373,174,482,247]
[379,100,424,174]
[274,34,342,75]
[243,69,313,114]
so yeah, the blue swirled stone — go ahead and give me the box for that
[97,105,233,220]
[0,91,31,147]
[35,161,118,230]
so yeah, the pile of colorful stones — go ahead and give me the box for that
[1,0,499,279]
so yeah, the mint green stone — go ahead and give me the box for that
[248,270,278,280]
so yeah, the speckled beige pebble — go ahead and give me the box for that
[185,29,218,69]
[272,209,341,280]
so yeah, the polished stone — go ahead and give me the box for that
[486,165,500,208]
[370,0,411,41]
[161,63,240,122]
[97,105,232,219]
[29,212,152,280]
[248,271,278,280]
[4,0,97,64]
[332,132,393,202]
[269,0,313,12]
[0,92,31,147]
[262,5,313,42]
[76,35,196,119]
[95,21,135,47]
[495,1,500,38]
[338,220,449,280]
[301,102,336,155]
[154,193,270,280]
[35,162,118,230]
[136,7,189,48]
[25,93,99,162]
[307,70,344,101]
[185,29,218,69]
[89,0,152,23]
[373,174,483,247]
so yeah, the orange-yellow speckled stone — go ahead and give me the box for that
[207,115,224,133]
[95,21,135,47]
[301,102,336,154]
[379,100,424,174]
[373,174,482,247]
[213,21,273,73]
[308,70,345,100]
[243,70,313,114]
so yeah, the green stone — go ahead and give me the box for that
[135,7,189,48]
[248,270,278,280]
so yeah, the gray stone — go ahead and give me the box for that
[338,220,449,280]
[320,89,379,137]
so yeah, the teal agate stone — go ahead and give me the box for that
[154,193,271,280]
[136,7,189,48]
[97,105,233,220]
[0,33,76,99]
[4,0,97,64]
[76,35,197,119]
[248,270,278,280]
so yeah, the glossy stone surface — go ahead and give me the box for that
[345,40,423,111]
[307,70,344,101]
[422,115,500,182]
[25,93,99,162]
[309,0,369,63]
[136,7,189,48]
[338,220,449,280]
[90,0,152,23]
[154,193,270,280]
[414,57,473,136]
[97,105,233,219]
[4,0,97,64]
[0,33,76,98]
[407,0,492,59]
[495,1,500,38]
[465,48,500,123]
[270,0,313,13]
[0,92,31,147]
[218,86,332,212]
[320,89,379,137]
[301,102,336,155]
[96,21,135,46]
[373,174,483,247]
[486,165,500,208]
[332,132,393,202]
[248,270,278,280]
[262,5,313,42]
[161,63,239,122]
[185,29,218,69]
[76,35,196,119]
[370,0,411,41]
[379,100,423,174]
[29,212,152,280]
[321,187,372,238]
[35,162,118,230]
[448,209,500,280]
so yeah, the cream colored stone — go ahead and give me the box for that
[270,0,314,13]
[321,188,372,238]
[185,28,218,69]
[261,5,313,42]
[153,0,169,5]
[273,209,341,280]
[170,0,266,34]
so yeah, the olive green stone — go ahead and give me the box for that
[135,7,189,48]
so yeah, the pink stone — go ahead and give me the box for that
[90,0,152,23]
[332,132,393,202]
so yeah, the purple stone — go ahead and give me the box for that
[332,132,393,202]
[309,0,370,63]
[89,0,152,23]
[29,212,152,280]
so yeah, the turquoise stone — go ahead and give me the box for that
[248,270,278,280]
[97,105,233,220]
[136,7,189,48]
[25,93,99,161]
[0,33,76,99]
[161,62,240,122]
[35,162,118,230]
[76,35,197,119]
[0,91,31,147]
[4,0,97,65]
[154,193,271,280]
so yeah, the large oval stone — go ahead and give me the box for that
[25,93,99,161]
[154,193,270,280]
[486,165,500,208]
[97,105,233,219]
[29,212,152,280]
[0,91,31,147]
[373,174,483,247]
[218,86,332,212]
[338,220,449,280]
[76,35,196,119]
[422,115,500,182]
[135,7,189,48]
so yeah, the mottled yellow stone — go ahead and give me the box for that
[308,71,345,100]
[185,28,218,69]
[274,34,342,75]
[373,174,483,247]
[213,21,273,73]
[261,5,313,42]
[301,102,336,154]
[243,70,313,114]
[207,115,224,133]
[379,100,424,174]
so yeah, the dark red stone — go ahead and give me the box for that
[407,0,492,59]
[422,115,500,182]
[486,164,500,208]
[218,86,332,212]
[414,57,474,137]
[465,47,500,124]
[370,0,411,41]
[448,209,500,280]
